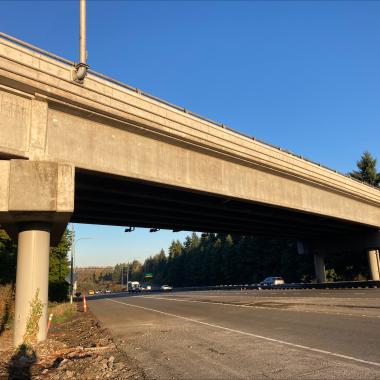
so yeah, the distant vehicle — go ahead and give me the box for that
[161,285,173,291]
[146,285,152,291]
[128,281,141,293]
[105,289,111,293]
[88,289,95,295]
[260,277,285,286]
[95,290,101,294]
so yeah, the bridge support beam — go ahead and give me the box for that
[314,253,326,283]
[0,160,74,347]
[367,249,380,281]
[14,223,51,346]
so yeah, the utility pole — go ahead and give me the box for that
[70,224,75,304]
[126,263,129,288]
[121,265,124,287]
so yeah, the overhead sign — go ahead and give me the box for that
[144,273,153,279]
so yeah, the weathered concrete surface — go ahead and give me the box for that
[0,160,74,244]
[0,36,380,233]
[313,253,326,283]
[368,250,380,281]
[13,223,50,346]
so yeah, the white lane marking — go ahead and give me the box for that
[139,295,380,319]
[107,298,380,368]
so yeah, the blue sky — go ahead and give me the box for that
[2,1,379,266]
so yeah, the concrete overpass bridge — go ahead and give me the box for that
[1,33,380,346]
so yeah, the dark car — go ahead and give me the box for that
[260,276,285,286]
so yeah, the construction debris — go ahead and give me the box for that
[0,306,146,379]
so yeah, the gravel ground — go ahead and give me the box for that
[0,305,146,380]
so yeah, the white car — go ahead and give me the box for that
[160,285,173,291]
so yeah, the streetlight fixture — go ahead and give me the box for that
[74,0,89,82]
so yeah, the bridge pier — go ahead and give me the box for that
[313,253,326,283]
[367,249,380,281]
[14,223,51,346]
[0,160,74,346]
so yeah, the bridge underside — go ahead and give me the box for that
[73,170,376,240]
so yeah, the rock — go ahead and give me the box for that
[66,370,74,378]
[114,362,124,370]
[108,355,115,369]
[101,360,108,370]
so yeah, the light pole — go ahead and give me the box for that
[70,225,94,303]
[124,227,135,292]
[120,263,129,290]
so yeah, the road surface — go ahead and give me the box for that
[88,289,380,379]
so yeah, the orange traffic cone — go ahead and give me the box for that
[83,295,88,312]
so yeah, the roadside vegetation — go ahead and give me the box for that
[48,302,77,326]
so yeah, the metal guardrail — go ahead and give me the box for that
[170,281,380,292]
[1,32,379,192]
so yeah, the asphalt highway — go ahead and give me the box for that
[88,289,380,379]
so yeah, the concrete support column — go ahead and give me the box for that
[13,223,51,347]
[367,249,380,281]
[314,253,326,283]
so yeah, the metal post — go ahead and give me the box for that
[121,265,124,286]
[70,224,75,304]
[75,0,88,81]
[126,263,129,288]
[79,0,86,64]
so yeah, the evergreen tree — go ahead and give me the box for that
[0,229,17,284]
[0,227,72,301]
[49,228,72,301]
[349,151,380,187]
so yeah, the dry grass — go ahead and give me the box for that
[48,302,77,326]
[0,284,14,333]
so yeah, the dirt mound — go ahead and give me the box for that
[0,307,145,379]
